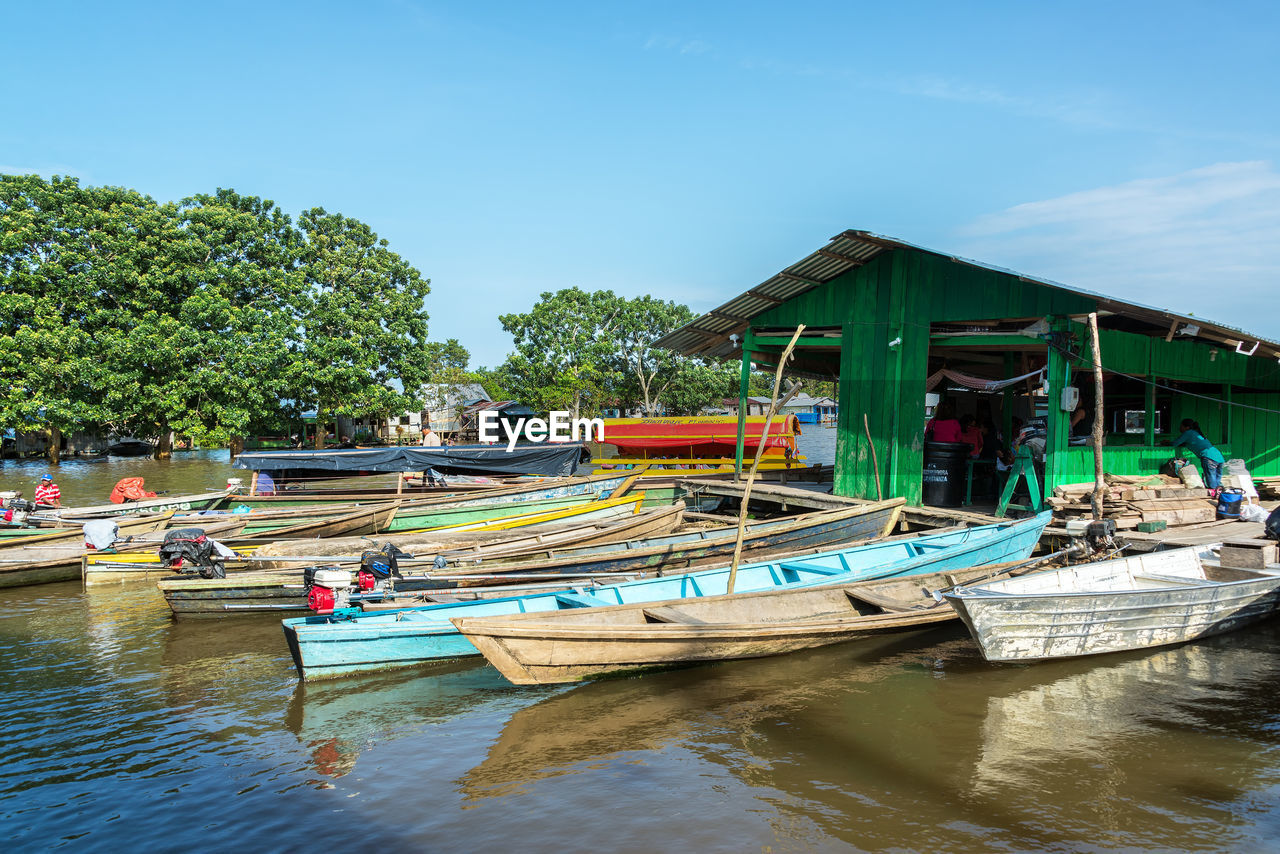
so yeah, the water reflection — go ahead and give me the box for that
[283,662,515,780]
[456,622,1280,851]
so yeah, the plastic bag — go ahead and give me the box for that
[1239,503,1269,523]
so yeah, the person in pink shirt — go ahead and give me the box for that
[925,401,962,443]
[958,414,984,458]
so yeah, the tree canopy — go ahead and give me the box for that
[0,174,433,457]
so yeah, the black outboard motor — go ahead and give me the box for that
[159,527,224,579]
[357,543,406,591]
[1266,506,1280,542]
[2,497,36,525]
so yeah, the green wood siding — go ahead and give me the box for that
[751,247,1280,501]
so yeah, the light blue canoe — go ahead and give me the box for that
[283,511,1051,680]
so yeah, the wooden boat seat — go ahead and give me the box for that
[777,561,843,575]
[1131,573,1206,587]
[554,591,615,608]
[845,589,943,613]
[642,606,707,624]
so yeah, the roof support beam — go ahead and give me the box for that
[816,248,865,264]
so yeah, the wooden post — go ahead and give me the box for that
[1144,375,1156,446]
[249,471,259,497]
[727,325,804,595]
[864,413,883,501]
[1087,312,1106,521]
[734,328,753,482]
[396,472,404,495]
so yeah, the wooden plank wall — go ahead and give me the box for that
[753,247,1280,500]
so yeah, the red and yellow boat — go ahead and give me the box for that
[590,415,809,477]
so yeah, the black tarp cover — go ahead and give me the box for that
[232,443,590,477]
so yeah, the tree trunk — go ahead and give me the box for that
[228,435,245,458]
[48,426,61,465]
[314,406,326,450]
[155,422,172,460]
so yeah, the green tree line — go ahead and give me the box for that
[0,175,432,460]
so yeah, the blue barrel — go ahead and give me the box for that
[1217,487,1245,519]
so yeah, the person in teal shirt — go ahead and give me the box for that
[1173,419,1225,490]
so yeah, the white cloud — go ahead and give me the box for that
[0,163,87,179]
[953,162,1280,341]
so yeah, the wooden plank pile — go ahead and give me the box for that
[1046,473,1216,530]
[1255,476,1280,501]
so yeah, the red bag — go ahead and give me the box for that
[110,477,157,504]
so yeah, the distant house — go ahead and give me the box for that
[716,394,836,422]
[461,400,535,444]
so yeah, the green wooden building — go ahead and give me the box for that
[656,231,1280,504]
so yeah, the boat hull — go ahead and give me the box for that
[945,555,1280,662]
[288,511,1046,680]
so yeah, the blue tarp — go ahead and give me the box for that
[232,443,590,477]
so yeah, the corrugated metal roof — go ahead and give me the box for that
[655,229,1280,362]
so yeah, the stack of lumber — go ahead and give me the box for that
[1256,476,1280,501]
[1046,474,1216,530]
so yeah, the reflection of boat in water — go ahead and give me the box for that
[458,619,1280,850]
[283,662,510,778]
[971,631,1280,797]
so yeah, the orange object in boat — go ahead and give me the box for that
[110,477,158,504]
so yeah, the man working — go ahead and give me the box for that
[35,474,62,508]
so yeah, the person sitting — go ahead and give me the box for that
[35,474,61,508]
[335,435,357,449]
[958,415,984,458]
[925,401,962,443]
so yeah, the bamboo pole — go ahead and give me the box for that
[726,325,804,595]
[1087,312,1106,521]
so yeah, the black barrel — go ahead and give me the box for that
[922,441,970,507]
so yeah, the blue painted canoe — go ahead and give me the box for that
[283,511,1051,680]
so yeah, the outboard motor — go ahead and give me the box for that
[304,566,352,614]
[1064,518,1118,559]
[159,527,224,579]
[1266,506,1280,542]
[357,543,405,592]
[2,497,36,526]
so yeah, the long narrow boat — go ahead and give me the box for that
[411,494,643,533]
[157,500,902,617]
[455,552,1051,686]
[383,494,598,532]
[230,473,632,510]
[226,502,401,541]
[289,513,1049,680]
[53,490,232,519]
[942,545,1280,662]
[0,513,170,545]
[414,500,908,581]
[81,505,403,585]
[0,511,180,588]
[90,503,688,587]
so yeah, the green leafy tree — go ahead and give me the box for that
[290,208,432,449]
[499,287,622,418]
[0,175,115,463]
[613,296,694,415]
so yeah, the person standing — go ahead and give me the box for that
[421,428,441,447]
[35,474,61,508]
[1173,419,1225,491]
[925,401,962,443]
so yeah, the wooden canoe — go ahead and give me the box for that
[453,539,1051,685]
[943,546,1280,662]
[284,513,1049,680]
[53,491,232,519]
[231,473,632,509]
[0,512,184,587]
[155,503,688,617]
[80,505,399,585]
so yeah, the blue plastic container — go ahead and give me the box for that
[1217,487,1245,519]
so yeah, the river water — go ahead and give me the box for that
[3,444,1280,852]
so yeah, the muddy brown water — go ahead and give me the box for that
[3,443,1279,851]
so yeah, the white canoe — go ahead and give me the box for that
[943,546,1280,662]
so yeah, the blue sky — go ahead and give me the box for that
[4,1,1279,365]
